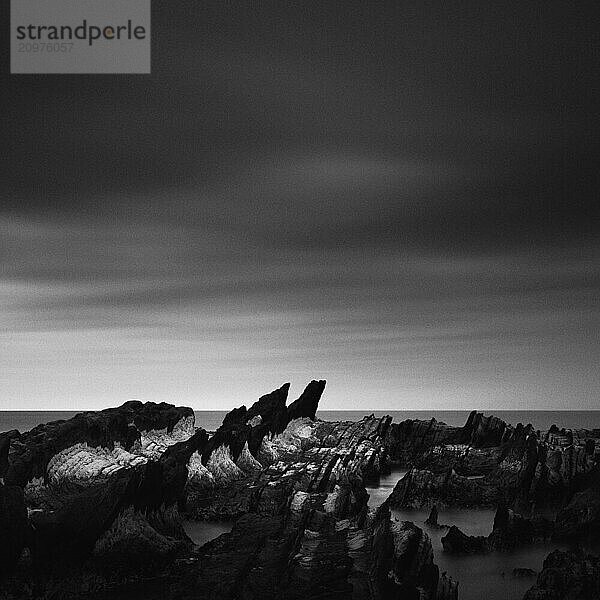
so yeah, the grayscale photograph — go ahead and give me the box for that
[1,2,599,599]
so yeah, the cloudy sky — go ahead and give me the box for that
[1,2,598,410]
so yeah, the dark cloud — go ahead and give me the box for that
[0,1,598,409]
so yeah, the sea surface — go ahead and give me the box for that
[1,409,600,434]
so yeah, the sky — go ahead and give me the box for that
[1,2,598,411]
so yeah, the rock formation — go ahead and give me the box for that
[4,396,598,598]
[0,483,28,576]
[523,549,600,600]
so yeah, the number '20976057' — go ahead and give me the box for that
[18,42,74,53]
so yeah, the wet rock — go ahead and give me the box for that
[384,418,459,465]
[390,520,439,598]
[441,525,489,554]
[438,571,459,599]
[93,507,186,575]
[0,430,20,482]
[488,503,553,551]
[387,467,500,509]
[201,383,291,464]
[3,401,195,488]
[0,483,29,575]
[523,549,600,600]
[554,465,600,539]
[425,505,439,527]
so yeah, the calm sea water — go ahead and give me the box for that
[1,409,599,434]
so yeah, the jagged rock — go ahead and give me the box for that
[390,520,439,598]
[235,442,262,473]
[441,503,553,556]
[268,417,319,453]
[438,572,459,599]
[3,401,195,487]
[2,395,466,600]
[554,465,600,539]
[425,505,439,527]
[0,430,20,482]
[441,525,489,554]
[488,503,553,550]
[201,383,291,464]
[459,411,509,448]
[384,418,459,465]
[523,550,600,600]
[186,451,214,487]
[0,484,28,575]
[258,436,280,465]
[46,442,145,485]
[286,379,326,421]
[28,468,138,572]
[202,381,327,467]
[387,467,499,509]
[93,507,185,574]
[207,445,245,485]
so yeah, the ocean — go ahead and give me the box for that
[1,409,600,434]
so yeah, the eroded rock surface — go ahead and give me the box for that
[523,549,600,600]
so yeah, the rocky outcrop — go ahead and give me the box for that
[441,526,488,554]
[441,503,554,555]
[487,504,553,551]
[0,483,28,576]
[2,401,195,487]
[523,549,600,600]
[92,506,186,575]
[459,411,510,448]
[389,520,439,598]
[554,465,600,539]
[201,381,326,467]
[169,416,451,600]
[286,379,326,421]
[0,401,207,583]
[383,409,600,531]
[386,467,500,509]
[384,418,459,465]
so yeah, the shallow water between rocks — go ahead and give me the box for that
[367,468,567,600]
[182,519,235,547]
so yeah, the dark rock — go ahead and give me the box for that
[425,505,439,527]
[136,429,209,511]
[384,418,459,465]
[387,467,500,509]
[0,483,29,575]
[3,401,194,487]
[286,379,326,421]
[441,525,489,554]
[93,507,186,576]
[438,571,459,599]
[202,381,327,466]
[488,503,553,551]
[390,520,440,598]
[523,549,600,600]
[554,465,600,539]
[28,468,138,572]
[202,382,291,463]
[459,411,509,448]
[0,430,20,481]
